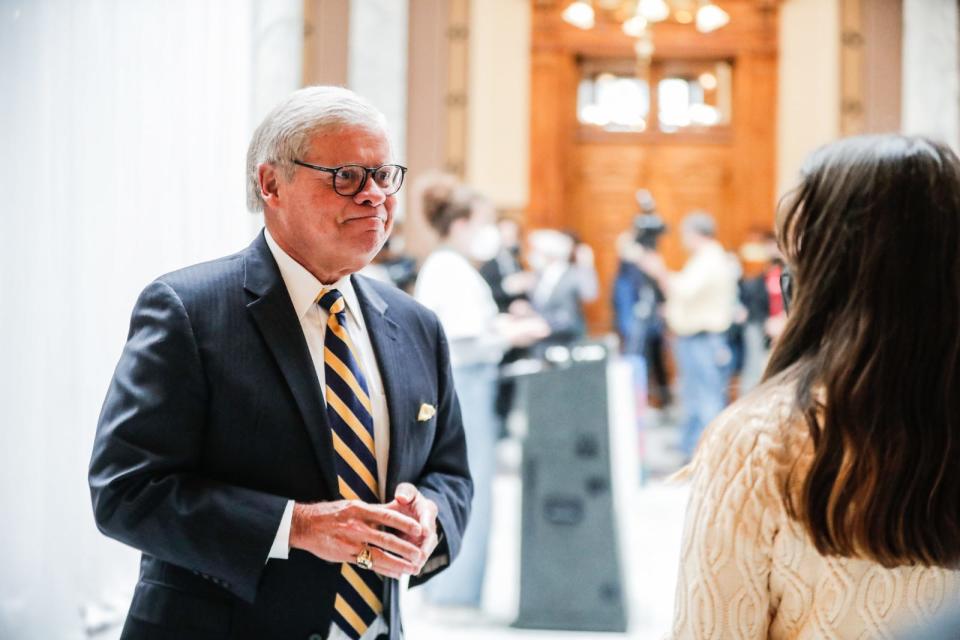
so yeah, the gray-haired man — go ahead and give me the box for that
[89,86,472,640]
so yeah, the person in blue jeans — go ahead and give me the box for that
[637,212,738,459]
[673,331,732,456]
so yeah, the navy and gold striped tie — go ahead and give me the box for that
[318,288,383,639]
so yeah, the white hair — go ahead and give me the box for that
[245,86,389,211]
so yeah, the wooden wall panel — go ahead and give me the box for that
[528,49,578,230]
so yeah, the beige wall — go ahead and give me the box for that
[778,0,841,198]
[467,0,531,210]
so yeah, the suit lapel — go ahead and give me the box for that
[243,232,338,498]
[351,275,407,500]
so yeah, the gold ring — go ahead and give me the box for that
[356,545,374,570]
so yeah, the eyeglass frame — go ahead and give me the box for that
[291,159,408,197]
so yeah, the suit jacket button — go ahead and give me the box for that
[307,634,324,640]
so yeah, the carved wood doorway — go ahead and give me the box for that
[528,0,780,333]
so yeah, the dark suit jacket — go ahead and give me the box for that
[478,248,524,313]
[89,231,472,640]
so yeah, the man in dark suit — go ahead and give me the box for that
[89,86,472,640]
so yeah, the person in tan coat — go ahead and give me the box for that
[670,134,960,639]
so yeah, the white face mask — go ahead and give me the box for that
[467,224,501,262]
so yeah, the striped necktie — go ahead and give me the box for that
[318,288,383,639]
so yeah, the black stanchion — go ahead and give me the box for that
[510,344,628,633]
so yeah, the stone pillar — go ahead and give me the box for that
[303,0,350,88]
[902,0,959,150]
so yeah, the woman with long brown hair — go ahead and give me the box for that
[670,135,960,638]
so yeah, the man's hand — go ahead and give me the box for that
[385,483,440,575]
[289,500,426,579]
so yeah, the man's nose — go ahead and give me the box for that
[354,173,387,207]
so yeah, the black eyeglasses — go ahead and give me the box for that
[292,160,407,197]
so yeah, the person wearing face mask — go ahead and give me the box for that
[414,174,548,613]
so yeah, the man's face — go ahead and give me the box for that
[265,126,397,283]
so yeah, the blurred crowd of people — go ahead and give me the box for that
[355,134,960,640]
[361,172,603,612]
[613,191,787,462]
[366,176,790,484]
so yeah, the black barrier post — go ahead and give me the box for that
[509,343,628,633]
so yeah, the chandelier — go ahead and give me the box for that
[561,0,730,61]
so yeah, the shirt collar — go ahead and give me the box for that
[264,228,363,325]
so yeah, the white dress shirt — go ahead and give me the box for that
[264,229,390,640]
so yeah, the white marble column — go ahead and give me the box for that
[902,0,959,150]
[348,0,409,170]
[0,2,304,638]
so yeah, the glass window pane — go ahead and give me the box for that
[577,69,650,132]
[658,78,691,130]
[657,60,732,133]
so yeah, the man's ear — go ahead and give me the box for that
[258,163,281,207]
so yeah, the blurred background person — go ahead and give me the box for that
[613,233,654,420]
[614,190,672,409]
[637,212,738,460]
[479,215,535,435]
[613,190,673,462]
[414,174,548,613]
[527,228,599,349]
[480,215,528,314]
[671,135,960,638]
[736,230,786,391]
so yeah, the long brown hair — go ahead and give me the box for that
[765,135,960,567]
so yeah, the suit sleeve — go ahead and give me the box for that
[409,318,473,586]
[88,280,287,603]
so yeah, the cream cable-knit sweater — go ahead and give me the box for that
[669,381,960,639]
